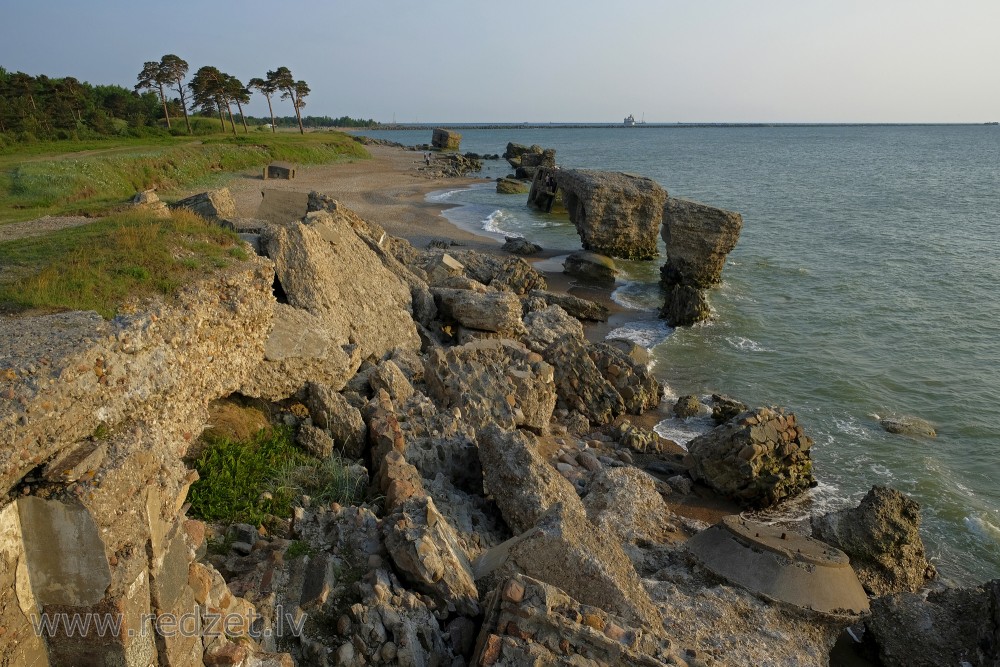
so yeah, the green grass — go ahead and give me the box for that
[0,208,244,318]
[187,425,368,527]
[0,130,369,223]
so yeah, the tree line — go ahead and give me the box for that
[0,56,380,144]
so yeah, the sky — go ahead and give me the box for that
[1,0,998,124]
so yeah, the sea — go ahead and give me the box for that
[359,124,1000,586]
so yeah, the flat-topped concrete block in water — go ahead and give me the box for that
[686,515,870,616]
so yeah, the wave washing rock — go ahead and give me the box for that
[554,170,667,260]
[879,414,937,438]
[563,250,618,286]
[659,196,743,327]
[686,406,815,507]
[811,485,936,596]
[496,177,530,195]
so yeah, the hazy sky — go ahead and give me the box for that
[2,0,998,123]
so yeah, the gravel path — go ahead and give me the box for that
[0,216,99,243]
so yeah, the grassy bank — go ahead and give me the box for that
[0,130,369,223]
[0,208,248,318]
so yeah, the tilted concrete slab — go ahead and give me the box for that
[686,515,869,616]
[256,189,309,224]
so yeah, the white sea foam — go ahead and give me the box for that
[653,415,715,450]
[611,281,661,311]
[426,188,466,203]
[965,515,1000,547]
[605,321,672,350]
[482,209,516,235]
[725,336,770,352]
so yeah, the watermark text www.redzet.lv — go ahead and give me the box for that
[30,605,305,639]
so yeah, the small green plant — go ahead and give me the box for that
[285,540,315,559]
[187,425,311,526]
[270,453,367,507]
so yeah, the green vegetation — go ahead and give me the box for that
[285,541,316,559]
[0,208,244,317]
[188,425,367,527]
[0,131,368,222]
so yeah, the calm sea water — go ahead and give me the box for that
[362,125,1000,585]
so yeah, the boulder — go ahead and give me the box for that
[812,486,935,596]
[431,128,462,150]
[866,580,1000,667]
[660,197,743,288]
[473,503,663,631]
[659,197,742,327]
[496,178,530,195]
[242,304,362,401]
[526,289,608,322]
[542,338,625,426]
[501,236,541,255]
[879,414,937,438]
[172,187,237,221]
[297,423,334,459]
[477,425,579,535]
[131,189,170,218]
[263,213,421,352]
[472,575,678,666]
[515,148,556,180]
[368,360,414,405]
[711,393,747,424]
[383,495,480,616]
[423,339,556,433]
[563,250,618,286]
[673,394,702,418]
[448,249,547,294]
[686,407,815,508]
[583,467,680,550]
[521,305,586,353]
[304,382,367,459]
[554,170,667,260]
[432,287,525,335]
[589,342,662,414]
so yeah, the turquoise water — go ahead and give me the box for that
[364,126,1000,585]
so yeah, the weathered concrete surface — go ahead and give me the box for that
[255,189,309,224]
[563,250,618,286]
[686,516,869,615]
[660,197,743,288]
[423,339,556,433]
[866,580,1000,667]
[472,575,678,666]
[172,187,237,221]
[432,128,462,150]
[554,170,667,260]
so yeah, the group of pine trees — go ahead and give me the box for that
[1,55,379,144]
[136,54,310,136]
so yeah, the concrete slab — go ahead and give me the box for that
[685,515,869,616]
[256,190,309,224]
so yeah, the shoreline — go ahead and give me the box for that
[216,143,742,525]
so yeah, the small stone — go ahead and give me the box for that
[335,642,355,665]
[578,451,602,472]
[582,613,605,630]
[502,578,526,603]
[231,541,252,556]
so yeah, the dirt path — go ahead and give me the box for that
[0,215,98,243]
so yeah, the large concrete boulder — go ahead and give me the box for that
[474,503,664,632]
[526,289,608,322]
[660,197,743,288]
[554,170,667,260]
[563,250,618,286]
[811,486,935,596]
[304,381,367,459]
[432,287,525,335]
[496,177,530,195]
[262,212,421,358]
[477,425,579,535]
[431,128,462,150]
[423,339,556,433]
[172,187,237,221]
[866,580,1000,667]
[448,249,547,294]
[473,575,678,666]
[686,407,815,508]
[659,196,742,327]
[589,342,662,414]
